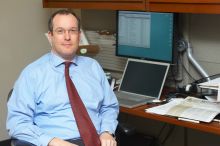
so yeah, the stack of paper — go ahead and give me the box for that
[146,96,220,123]
[198,77,220,90]
[198,77,220,101]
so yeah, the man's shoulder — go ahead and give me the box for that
[76,56,99,66]
[76,56,104,75]
[77,55,96,62]
[23,53,50,73]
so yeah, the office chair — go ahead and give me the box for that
[7,89,13,102]
[116,123,156,146]
[115,123,136,146]
[7,89,13,146]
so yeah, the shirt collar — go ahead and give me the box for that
[50,51,79,67]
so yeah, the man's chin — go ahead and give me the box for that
[63,53,76,60]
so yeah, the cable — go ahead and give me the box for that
[156,123,168,139]
[161,125,175,145]
[168,52,196,90]
[179,53,196,82]
[170,66,178,88]
[155,123,168,146]
[194,73,220,84]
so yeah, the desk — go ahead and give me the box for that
[120,104,220,136]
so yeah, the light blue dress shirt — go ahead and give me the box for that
[6,52,119,146]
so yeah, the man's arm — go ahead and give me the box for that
[6,70,53,146]
[95,62,119,138]
[100,132,117,146]
[48,138,78,146]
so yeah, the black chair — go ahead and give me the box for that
[115,123,136,146]
[7,89,13,101]
[7,89,13,146]
[116,123,156,146]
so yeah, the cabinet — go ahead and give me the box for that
[149,0,220,14]
[43,0,146,11]
[43,0,220,14]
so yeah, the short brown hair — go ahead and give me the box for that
[48,9,81,32]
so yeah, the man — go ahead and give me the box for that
[7,9,119,146]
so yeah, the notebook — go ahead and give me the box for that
[115,58,170,108]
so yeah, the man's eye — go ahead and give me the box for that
[69,29,78,33]
[57,29,64,33]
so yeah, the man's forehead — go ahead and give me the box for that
[53,14,78,28]
[53,14,77,21]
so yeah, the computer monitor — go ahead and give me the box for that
[116,11,175,63]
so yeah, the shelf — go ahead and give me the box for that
[43,0,146,11]
[149,0,220,14]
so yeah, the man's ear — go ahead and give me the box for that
[78,30,81,43]
[45,31,52,46]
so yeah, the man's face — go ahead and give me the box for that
[48,14,80,61]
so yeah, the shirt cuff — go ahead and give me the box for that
[39,134,54,146]
[100,131,115,137]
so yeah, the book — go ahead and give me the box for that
[145,96,220,123]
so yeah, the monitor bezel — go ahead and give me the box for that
[116,10,177,64]
[118,58,170,99]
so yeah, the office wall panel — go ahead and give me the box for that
[0,0,51,140]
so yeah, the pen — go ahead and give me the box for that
[178,117,200,123]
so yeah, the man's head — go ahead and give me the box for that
[48,9,81,61]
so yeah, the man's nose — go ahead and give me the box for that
[64,31,71,40]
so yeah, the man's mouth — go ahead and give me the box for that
[63,44,72,47]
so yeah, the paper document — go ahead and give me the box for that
[146,96,220,123]
[198,77,220,90]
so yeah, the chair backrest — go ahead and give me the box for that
[7,89,13,102]
[6,89,14,146]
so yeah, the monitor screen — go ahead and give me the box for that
[116,11,174,63]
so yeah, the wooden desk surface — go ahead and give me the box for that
[120,104,220,136]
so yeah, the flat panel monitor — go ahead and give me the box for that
[116,11,174,63]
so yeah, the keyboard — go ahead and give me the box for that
[115,91,147,102]
[114,91,153,108]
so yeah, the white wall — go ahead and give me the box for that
[188,14,220,76]
[179,14,220,84]
[0,0,51,140]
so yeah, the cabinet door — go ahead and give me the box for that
[43,0,146,10]
[148,0,220,14]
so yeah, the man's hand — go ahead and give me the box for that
[100,132,117,146]
[48,137,78,146]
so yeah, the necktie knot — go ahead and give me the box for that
[64,61,72,69]
[64,62,72,75]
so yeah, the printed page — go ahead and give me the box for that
[177,107,218,122]
[182,96,220,112]
[145,98,184,115]
[146,96,220,122]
